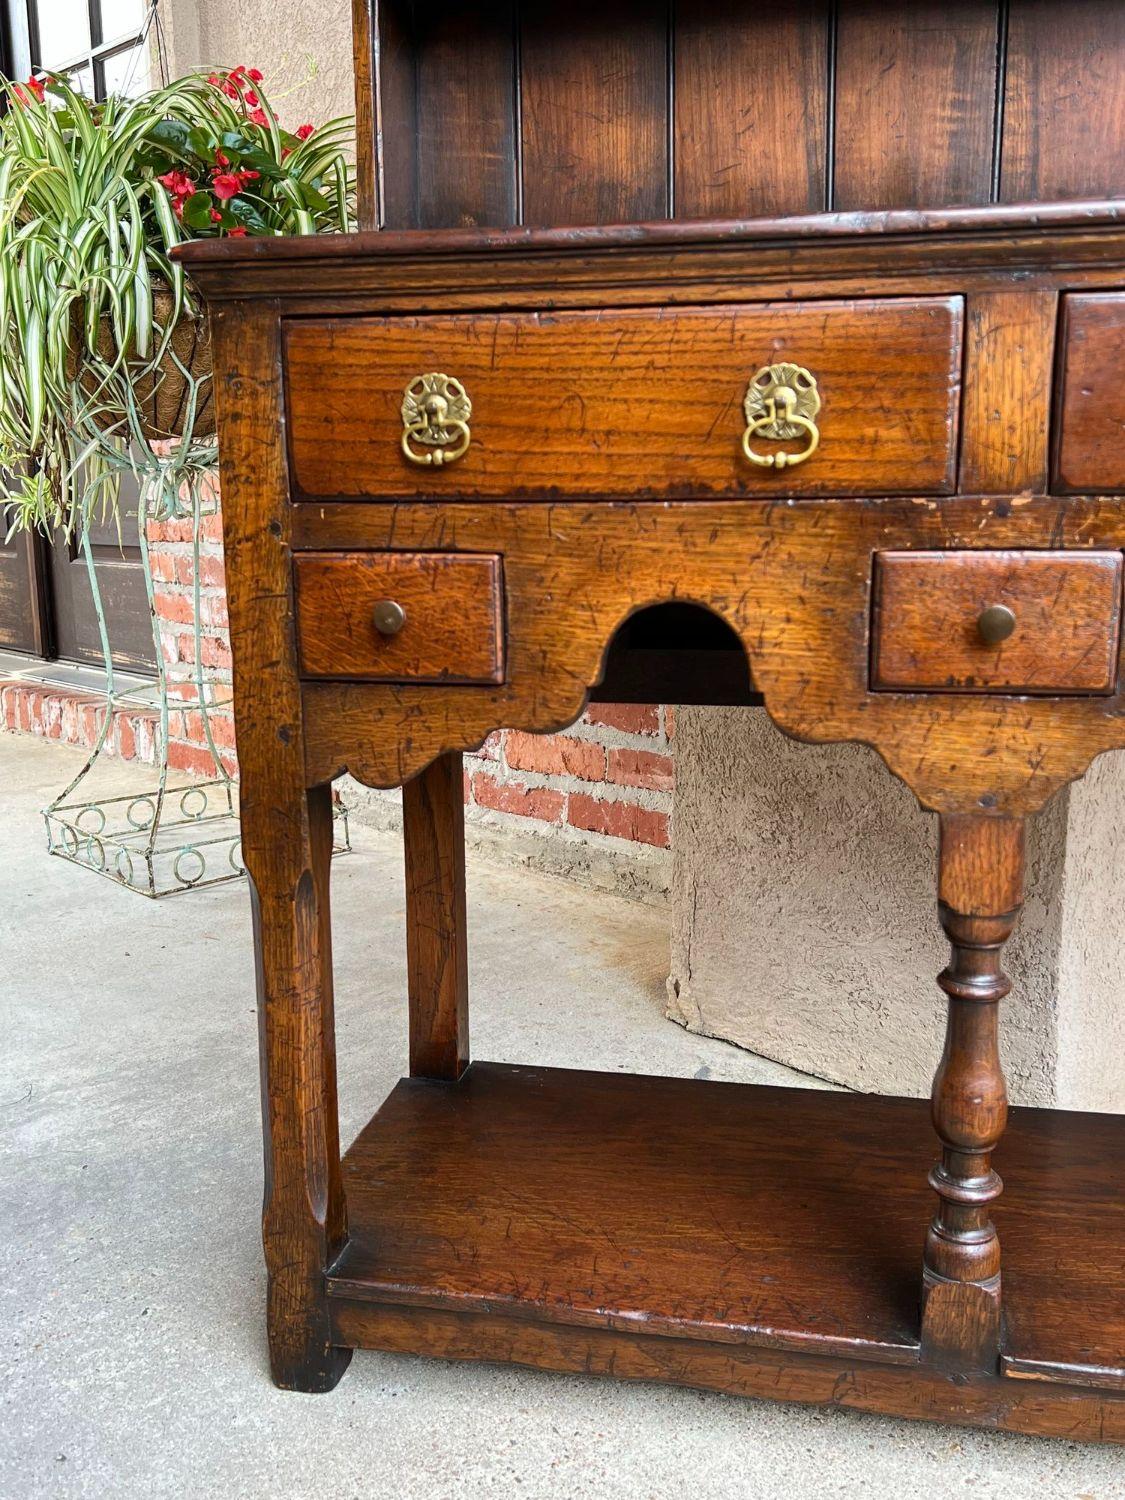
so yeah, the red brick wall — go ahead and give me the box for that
[4,481,674,860]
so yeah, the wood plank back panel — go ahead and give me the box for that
[356,0,1125,230]
[1001,0,1125,202]
[284,298,963,501]
[519,0,669,225]
[673,0,829,218]
[415,0,518,230]
[832,0,1000,210]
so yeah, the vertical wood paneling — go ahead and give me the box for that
[416,1,518,228]
[520,0,669,225]
[1001,0,1125,202]
[673,0,829,219]
[374,0,419,228]
[833,1,1000,210]
[351,0,378,229]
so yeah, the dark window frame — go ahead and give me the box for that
[26,0,149,100]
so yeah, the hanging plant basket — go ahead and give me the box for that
[69,282,215,442]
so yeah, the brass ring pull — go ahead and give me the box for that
[400,373,472,468]
[741,363,821,471]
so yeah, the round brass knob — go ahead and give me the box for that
[977,604,1016,646]
[372,599,406,637]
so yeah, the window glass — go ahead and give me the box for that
[99,0,146,44]
[36,0,92,69]
[102,43,149,98]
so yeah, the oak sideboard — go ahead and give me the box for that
[179,199,1125,1440]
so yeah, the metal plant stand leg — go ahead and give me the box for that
[43,467,349,897]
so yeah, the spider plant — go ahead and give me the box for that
[0,66,353,535]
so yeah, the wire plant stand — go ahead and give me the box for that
[42,453,349,896]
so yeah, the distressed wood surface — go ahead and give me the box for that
[870,550,1123,694]
[673,0,829,219]
[922,816,1025,1371]
[294,552,505,683]
[404,753,470,1080]
[1054,293,1125,494]
[325,1061,1125,1427]
[208,301,352,1392]
[958,289,1058,495]
[187,201,1125,1433]
[284,299,963,501]
[297,496,1125,816]
[833,0,999,211]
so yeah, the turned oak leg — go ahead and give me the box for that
[403,752,470,1079]
[248,780,351,1392]
[921,813,1025,1372]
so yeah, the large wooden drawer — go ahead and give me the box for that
[295,552,505,682]
[283,298,963,502]
[1054,293,1125,494]
[870,550,1123,696]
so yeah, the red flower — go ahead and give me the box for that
[248,108,268,128]
[242,89,259,107]
[246,68,263,82]
[15,75,46,105]
[211,172,243,201]
[214,149,230,168]
[239,168,260,182]
[226,226,248,237]
[158,169,197,200]
[295,123,314,141]
[207,73,221,86]
[210,209,222,222]
[220,79,239,99]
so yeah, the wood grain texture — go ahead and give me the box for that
[176,204,1125,310]
[330,1299,1125,1439]
[673,0,829,218]
[294,552,505,683]
[1054,293,1125,494]
[298,498,1125,817]
[922,816,1025,1372]
[959,289,1057,495]
[870,550,1123,695]
[414,0,518,229]
[404,753,470,1079]
[350,0,377,230]
[519,0,668,225]
[284,299,963,501]
[1001,0,1125,202]
[833,0,999,210]
[323,1061,1125,1423]
[209,301,351,1393]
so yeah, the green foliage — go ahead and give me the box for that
[0,68,354,536]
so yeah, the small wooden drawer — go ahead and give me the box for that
[283,297,963,502]
[1054,293,1125,494]
[871,550,1123,696]
[294,552,505,683]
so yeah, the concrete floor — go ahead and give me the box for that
[1,738,1121,1500]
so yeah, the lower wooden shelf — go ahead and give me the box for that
[325,1063,1125,1439]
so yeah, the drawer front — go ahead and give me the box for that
[1054,293,1125,494]
[871,550,1123,695]
[284,298,962,501]
[295,552,504,682]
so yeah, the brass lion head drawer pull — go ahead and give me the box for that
[401,373,472,467]
[741,362,821,470]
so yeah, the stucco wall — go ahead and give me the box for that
[668,706,1123,1112]
[160,0,355,126]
